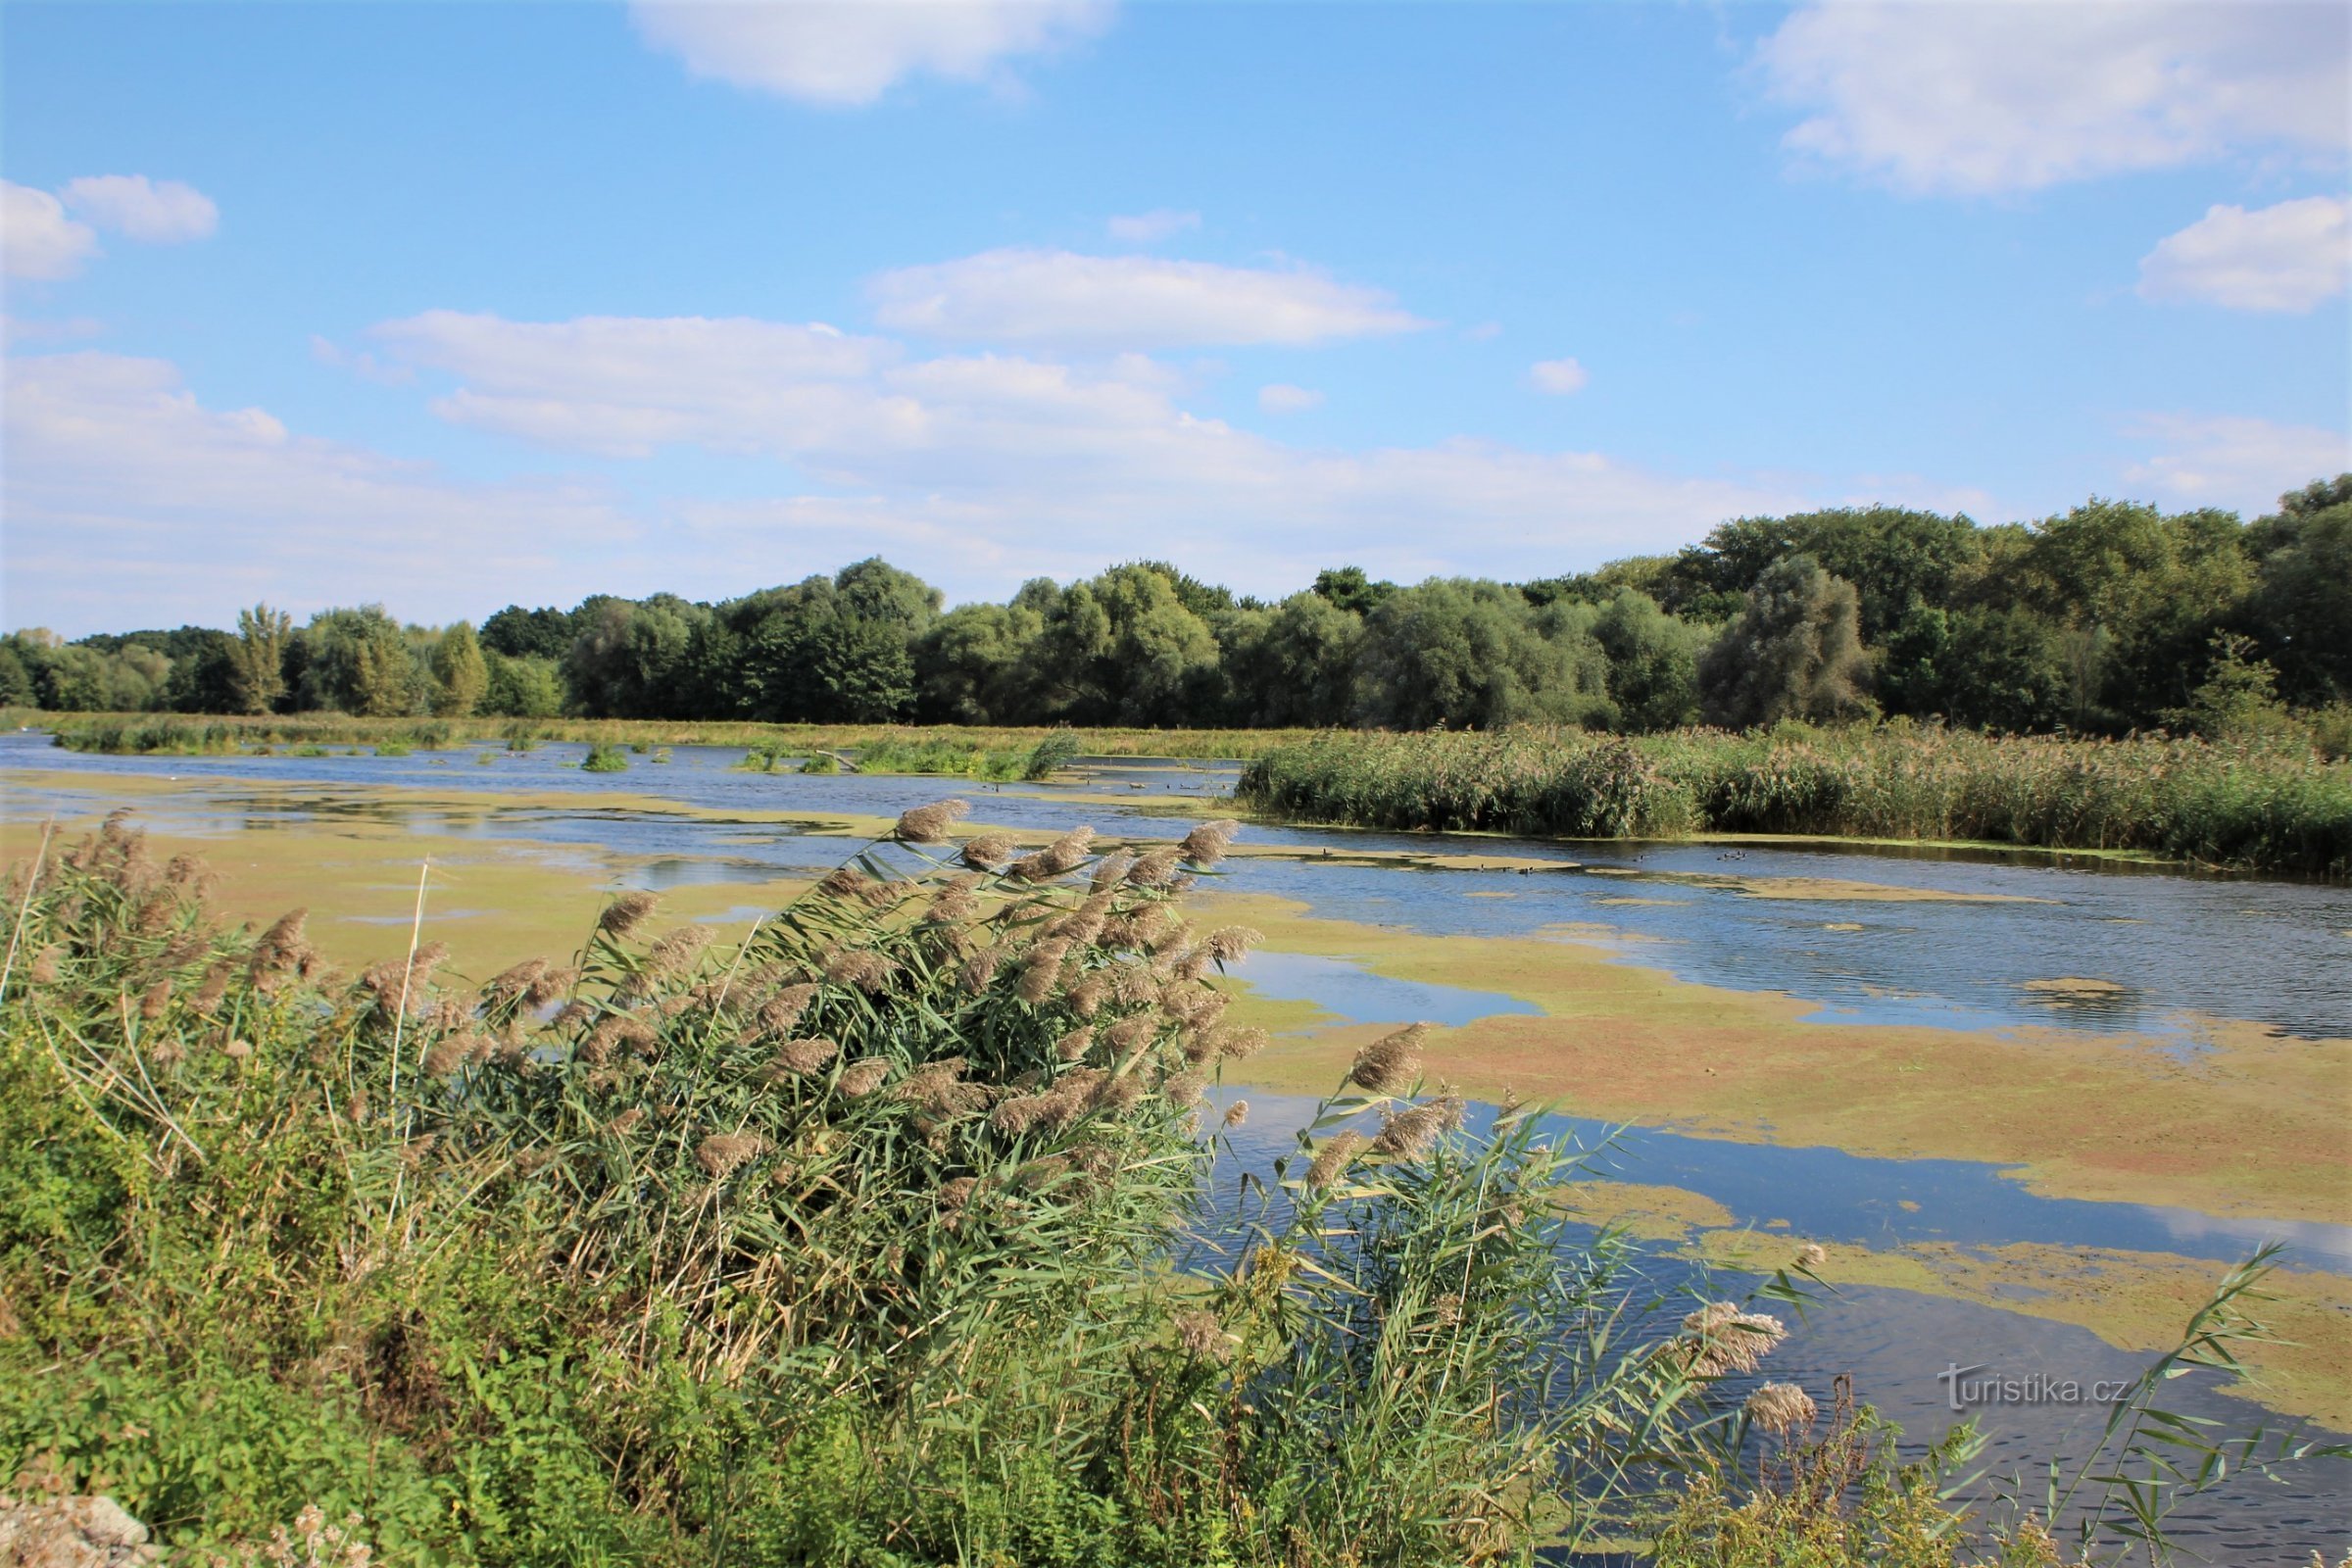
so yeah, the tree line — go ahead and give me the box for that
[8,478,2346,738]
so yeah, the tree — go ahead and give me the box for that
[564,595,707,718]
[1592,589,1704,731]
[431,622,489,716]
[165,631,244,713]
[2247,481,2352,706]
[1020,565,1221,725]
[1697,557,1872,728]
[294,606,417,715]
[2165,632,2294,742]
[0,642,32,708]
[480,605,577,662]
[481,651,565,717]
[230,604,291,714]
[1311,566,1396,618]
[1352,578,1610,731]
[914,599,1046,724]
[1219,591,1363,727]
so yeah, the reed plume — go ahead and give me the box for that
[598,891,658,938]
[894,798,970,844]
[1348,1023,1428,1095]
[1743,1382,1817,1436]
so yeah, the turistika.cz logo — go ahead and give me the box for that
[1936,1363,2133,1412]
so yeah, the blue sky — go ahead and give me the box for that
[4,1,2347,635]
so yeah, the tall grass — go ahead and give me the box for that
[2,815,2332,1561]
[23,709,1298,761]
[1238,723,2352,879]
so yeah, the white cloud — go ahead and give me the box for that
[2,351,636,632]
[1257,383,1323,414]
[866,247,1428,349]
[1529,357,1588,395]
[2137,196,2349,312]
[629,0,1109,107]
[2123,413,2351,514]
[3,182,100,280]
[1106,208,1199,244]
[1756,1,2349,195]
[367,307,1822,600]
[59,174,219,243]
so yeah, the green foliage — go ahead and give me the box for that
[1595,589,1706,731]
[1698,558,1873,729]
[480,651,565,718]
[1239,725,2352,878]
[430,621,489,717]
[579,741,628,772]
[1353,578,1612,730]
[293,606,418,717]
[230,604,292,714]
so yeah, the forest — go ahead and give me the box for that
[9,480,2349,742]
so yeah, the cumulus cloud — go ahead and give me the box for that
[2,351,635,631]
[59,174,219,243]
[629,0,1109,106]
[2,182,100,280]
[1106,208,1200,244]
[1257,383,1323,414]
[2137,196,2349,313]
[2123,413,2352,514]
[866,247,1428,349]
[365,306,1822,598]
[1529,357,1588,395]
[1756,1,2348,195]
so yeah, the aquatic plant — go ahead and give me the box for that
[1238,725,2352,879]
[578,741,627,772]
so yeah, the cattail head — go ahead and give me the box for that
[1180,819,1240,867]
[837,1056,893,1098]
[696,1132,768,1179]
[960,834,1016,872]
[599,891,659,939]
[895,799,970,844]
[1306,1130,1365,1188]
[1744,1382,1817,1436]
[1348,1023,1428,1095]
[767,1036,840,1077]
[1221,1100,1250,1129]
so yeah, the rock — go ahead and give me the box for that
[0,1494,153,1568]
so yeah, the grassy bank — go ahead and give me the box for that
[1238,724,2352,879]
[7,815,2301,1562]
[9,709,1300,761]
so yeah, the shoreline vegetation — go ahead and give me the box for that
[10,708,1299,762]
[1237,724,2352,880]
[5,813,2340,1563]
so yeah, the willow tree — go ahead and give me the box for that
[1697,557,1871,728]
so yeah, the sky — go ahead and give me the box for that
[3,0,2347,637]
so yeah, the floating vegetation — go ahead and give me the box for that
[579,741,628,772]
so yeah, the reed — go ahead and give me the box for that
[1,816,2330,1561]
[28,710,1304,760]
[1238,722,2352,879]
